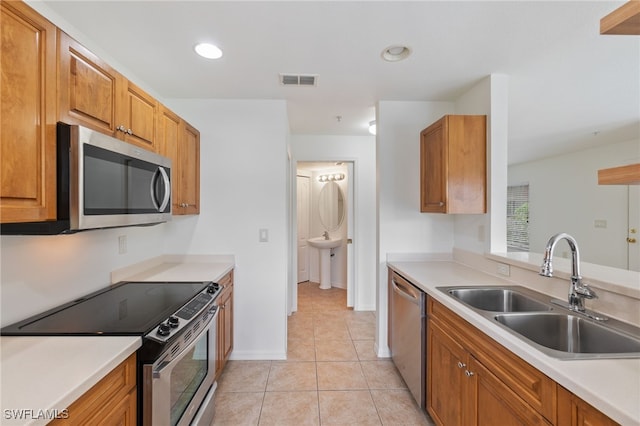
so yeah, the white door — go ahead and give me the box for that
[297,175,310,282]
[628,185,639,271]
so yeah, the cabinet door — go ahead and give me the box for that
[427,320,467,426]
[119,80,157,151]
[557,386,619,426]
[468,357,551,426]
[420,119,447,213]
[178,121,200,214]
[216,285,234,377]
[58,31,119,136]
[1,1,57,223]
[157,105,181,212]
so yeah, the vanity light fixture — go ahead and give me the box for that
[318,173,345,182]
[194,42,223,59]
[368,120,377,135]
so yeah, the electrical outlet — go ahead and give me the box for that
[118,235,127,254]
[497,263,510,277]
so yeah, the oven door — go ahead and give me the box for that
[143,306,219,426]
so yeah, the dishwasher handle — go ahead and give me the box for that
[392,276,421,306]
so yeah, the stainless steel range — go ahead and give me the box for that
[1,280,222,426]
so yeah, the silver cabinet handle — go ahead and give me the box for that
[457,361,466,369]
[439,201,445,206]
[465,370,475,377]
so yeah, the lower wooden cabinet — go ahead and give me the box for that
[428,319,550,426]
[557,386,620,426]
[215,270,234,379]
[426,299,619,426]
[50,353,136,425]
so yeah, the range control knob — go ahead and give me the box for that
[167,316,180,328]
[157,323,171,336]
[207,283,219,294]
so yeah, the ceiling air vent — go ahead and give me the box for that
[280,74,318,86]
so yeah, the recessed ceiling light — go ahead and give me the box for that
[194,43,223,59]
[381,45,411,62]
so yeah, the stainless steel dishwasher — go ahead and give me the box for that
[388,271,426,408]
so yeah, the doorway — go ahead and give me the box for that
[294,161,353,311]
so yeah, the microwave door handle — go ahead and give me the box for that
[150,167,171,212]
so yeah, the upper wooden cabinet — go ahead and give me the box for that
[420,115,487,214]
[58,30,119,137]
[1,0,57,223]
[157,105,200,215]
[58,31,158,152]
[118,79,158,151]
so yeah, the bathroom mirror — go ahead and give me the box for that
[318,181,345,231]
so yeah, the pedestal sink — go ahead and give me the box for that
[308,237,342,289]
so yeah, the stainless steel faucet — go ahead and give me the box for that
[539,233,598,313]
[322,230,329,240]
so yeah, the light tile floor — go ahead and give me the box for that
[210,282,435,425]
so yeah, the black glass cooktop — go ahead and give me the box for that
[0,281,210,336]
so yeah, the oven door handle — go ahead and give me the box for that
[152,306,219,379]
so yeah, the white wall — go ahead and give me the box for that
[376,100,456,356]
[1,226,166,326]
[508,138,639,269]
[290,135,376,311]
[163,99,290,360]
[453,74,509,255]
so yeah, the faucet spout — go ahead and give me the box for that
[322,231,329,240]
[539,233,597,312]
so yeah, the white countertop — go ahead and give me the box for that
[0,255,235,425]
[0,336,140,426]
[387,259,640,426]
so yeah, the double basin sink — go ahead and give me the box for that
[438,286,640,359]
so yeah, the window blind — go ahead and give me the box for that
[507,184,529,251]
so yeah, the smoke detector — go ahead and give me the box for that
[279,74,318,86]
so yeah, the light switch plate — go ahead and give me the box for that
[259,228,269,242]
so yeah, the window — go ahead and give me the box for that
[507,184,529,251]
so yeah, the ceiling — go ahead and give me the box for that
[38,1,639,165]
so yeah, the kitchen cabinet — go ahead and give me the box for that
[427,298,555,425]
[427,298,620,426]
[420,115,486,214]
[0,0,57,223]
[157,105,201,215]
[557,386,620,426]
[50,353,136,425]
[58,30,158,152]
[215,270,234,379]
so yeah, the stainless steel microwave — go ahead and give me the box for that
[1,123,171,235]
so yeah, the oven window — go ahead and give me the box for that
[170,333,208,426]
